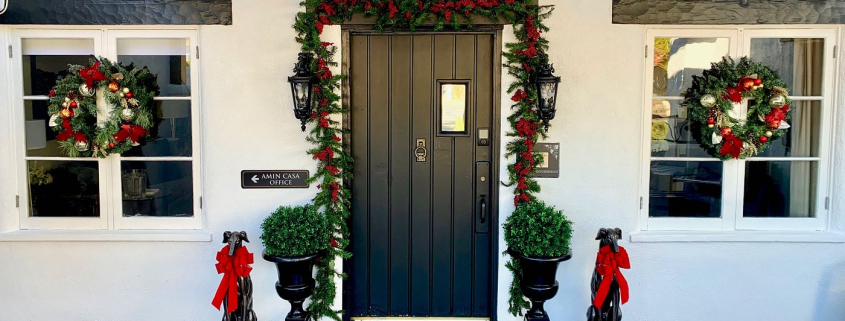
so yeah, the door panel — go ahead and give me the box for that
[349,33,495,318]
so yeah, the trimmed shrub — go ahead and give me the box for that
[260,204,330,257]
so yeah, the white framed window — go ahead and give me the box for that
[9,28,202,230]
[641,27,837,231]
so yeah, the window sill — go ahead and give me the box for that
[630,231,845,243]
[0,230,213,242]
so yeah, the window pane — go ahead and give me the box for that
[121,101,192,157]
[650,100,712,157]
[121,161,193,217]
[750,38,824,96]
[28,161,99,217]
[441,84,467,133]
[24,100,65,157]
[117,38,191,97]
[650,161,722,218]
[744,161,817,218]
[753,101,820,158]
[22,38,94,95]
[653,37,730,96]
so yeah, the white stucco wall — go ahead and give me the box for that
[1,0,845,320]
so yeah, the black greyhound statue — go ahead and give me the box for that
[587,228,627,321]
[222,231,258,321]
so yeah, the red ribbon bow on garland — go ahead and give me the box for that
[115,125,147,144]
[212,245,254,314]
[592,245,630,309]
[79,62,107,89]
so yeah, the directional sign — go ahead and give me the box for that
[241,170,310,189]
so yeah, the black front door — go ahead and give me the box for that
[348,33,498,318]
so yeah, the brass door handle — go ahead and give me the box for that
[415,139,427,162]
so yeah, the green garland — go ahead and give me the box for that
[294,1,554,319]
[47,57,158,158]
[684,57,792,160]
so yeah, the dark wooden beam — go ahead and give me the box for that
[0,0,232,25]
[613,0,845,24]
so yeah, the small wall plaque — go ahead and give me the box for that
[531,143,560,178]
[241,170,310,189]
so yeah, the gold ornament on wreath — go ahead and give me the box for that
[45,57,159,158]
[683,57,792,160]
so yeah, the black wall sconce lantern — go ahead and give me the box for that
[534,56,561,130]
[288,52,315,132]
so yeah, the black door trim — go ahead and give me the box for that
[341,30,503,321]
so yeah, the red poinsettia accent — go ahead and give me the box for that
[517,176,529,190]
[388,1,399,18]
[523,138,534,151]
[48,89,56,97]
[114,124,147,144]
[511,89,527,102]
[328,182,340,202]
[56,119,75,141]
[319,117,330,128]
[722,87,742,103]
[513,193,530,206]
[79,62,107,88]
[332,135,342,142]
[320,98,329,107]
[313,146,335,161]
[325,165,341,175]
[319,2,336,16]
[719,133,744,159]
[765,105,789,129]
[516,118,538,138]
[330,237,339,247]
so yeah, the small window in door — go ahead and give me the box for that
[439,81,469,134]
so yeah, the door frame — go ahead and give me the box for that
[341,27,505,321]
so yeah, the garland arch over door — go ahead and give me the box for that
[293,2,554,319]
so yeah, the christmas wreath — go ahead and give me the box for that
[684,57,792,160]
[47,57,158,158]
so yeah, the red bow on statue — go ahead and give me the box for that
[79,62,107,88]
[115,124,147,143]
[212,245,254,313]
[592,245,630,309]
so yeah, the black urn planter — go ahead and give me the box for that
[508,248,572,321]
[263,251,324,321]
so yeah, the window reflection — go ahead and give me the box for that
[122,101,192,157]
[744,161,817,218]
[441,83,467,133]
[650,161,722,218]
[121,161,193,217]
[750,38,824,96]
[28,161,99,217]
[653,37,730,96]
